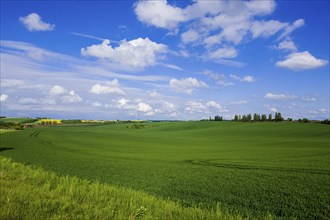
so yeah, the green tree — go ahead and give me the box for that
[261,114,267,122]
[302,118,309,123]
[247,114,252,122]
[268,113,272,121]
[275,112,284,122]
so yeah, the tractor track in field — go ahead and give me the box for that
[184,159,330,175]
[29,130,44,138]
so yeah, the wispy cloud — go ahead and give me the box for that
[70,32,108,42]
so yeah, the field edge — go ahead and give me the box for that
[0,156,264,220]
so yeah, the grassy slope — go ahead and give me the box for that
[0,122,329,219]
[0,117,31,123]
[0,157,242,220]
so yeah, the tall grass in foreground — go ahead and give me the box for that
[0,157,262,220]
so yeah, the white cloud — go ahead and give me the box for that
[161,63,183,71]
[184,100,228,114]
[155,101,177,114]
[1,79,25,87]
[242,76,255,83]
[1,40,73,62]
[207,47,238,59]
[117,99,154,116]
[61,91,82,103]
[229,74,255,83]
[149,91,160,97]
[181,29,200,44]
[169,77,208,95]
[81,38,167,69]
[49,85,67,96]
[18,97,55,105]
[265,93,295,100]
[270,107,278,112]
[92,102,104,107]
[0,94,8,102]
[134,0,187,29]
[137,102,153,113]
[276,39,297,51]
[19,13,55,32]
[206,101,228,112]
[134,0,305,68]
[203,70,233,86]
[118,98,131,109]
[71,32,106,41]
[185,101,207,114]
[89,79,124,95]
[250,20,287,39]
[179,50,190,58]
[302,97,317,102]
[230,100,248,105]
[276,51,328,71]
[278,19,305,40]
[18,97,39,104]
[245,0,276,15]
[206,101,221,109]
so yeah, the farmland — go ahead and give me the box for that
[0,121,329,219]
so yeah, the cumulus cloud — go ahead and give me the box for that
[185,100,227,114]
[117,99,154,116]
[81,38,167,69]
[134,0,187,29]
[206,101,228,112]
[89,79,124,95]
[118,98,131,109]
[265,93,295,100]
[169,77,208,95]
[270,107,278,112]
[137,102,153,113]
[276,51,328,71]
[155,101,177,114]
[49,85,67,96]
[134,0,304,68]
[229,74,255,82]
[61,91,82,103]
[185,101,207,114]
[0,94,8,102]
[19,13,55,31]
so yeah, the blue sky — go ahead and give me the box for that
[0,0,329,120]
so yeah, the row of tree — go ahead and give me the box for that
[233,112,284,122]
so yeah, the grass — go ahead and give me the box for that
[0,121,329,219]
[0,156,244,220]
[0,129,16,133]
[0,117,33,123]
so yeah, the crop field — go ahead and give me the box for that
[0,121,329,219]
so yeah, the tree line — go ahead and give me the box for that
[233,112,284,122]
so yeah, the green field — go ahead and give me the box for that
[1,121,329,219]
